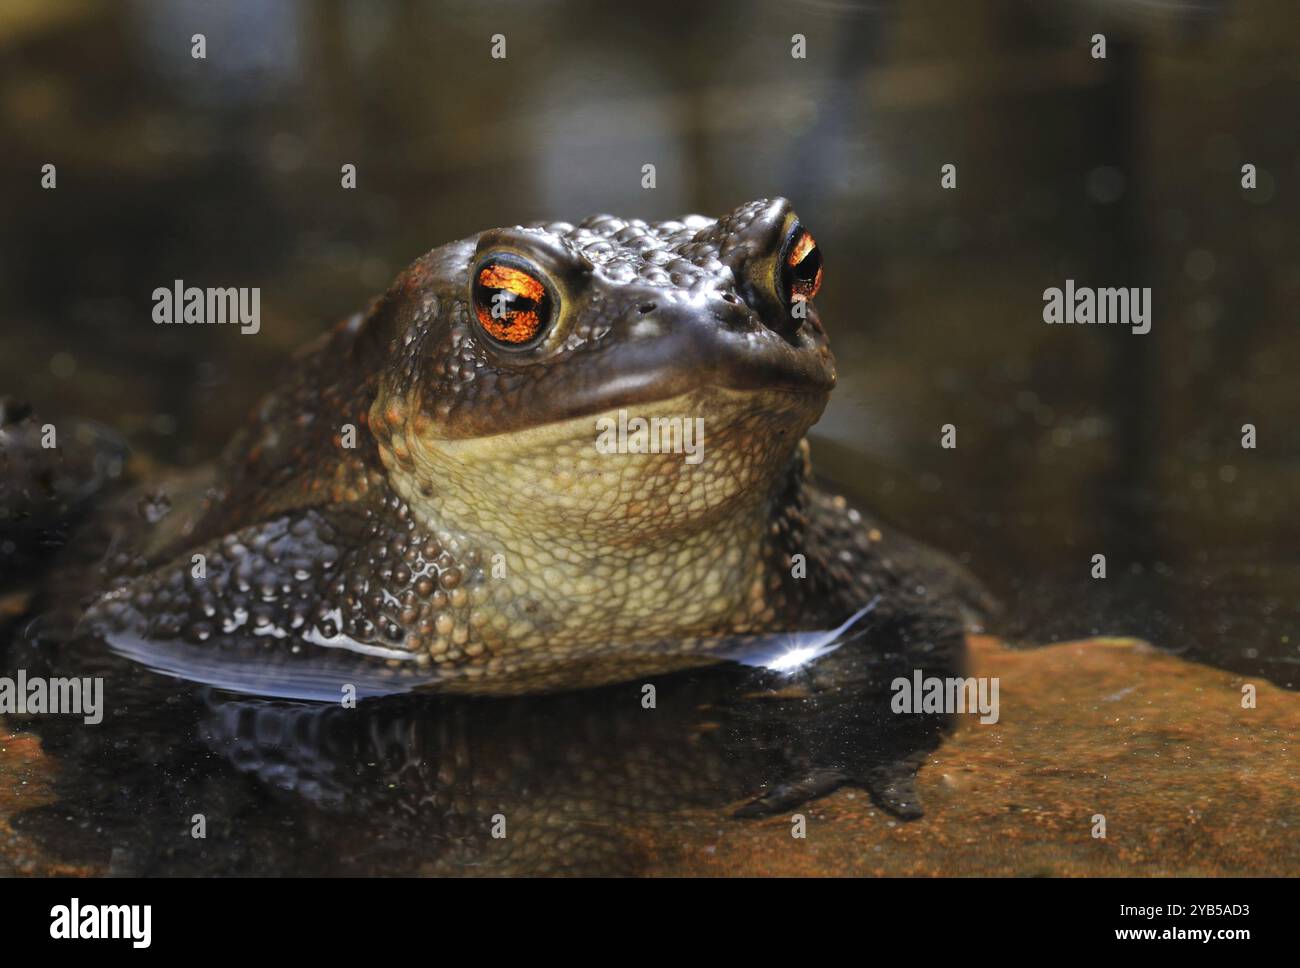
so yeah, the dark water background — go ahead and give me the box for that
[1,0,1298,875]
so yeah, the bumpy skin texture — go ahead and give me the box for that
[47,198,986,700]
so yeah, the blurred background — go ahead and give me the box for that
[1,0,1297,686]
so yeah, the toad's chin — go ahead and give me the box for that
[380,386,824,549]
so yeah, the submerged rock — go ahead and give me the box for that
[639,637,1300,876]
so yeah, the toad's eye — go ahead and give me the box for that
[781,226,823,304]
[471,256,555,348]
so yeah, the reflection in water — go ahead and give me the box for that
[5,610,958,876]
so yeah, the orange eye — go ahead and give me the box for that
[782,226,823,304]
[472,257,554,347]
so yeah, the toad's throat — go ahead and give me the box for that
[370,388,821,641]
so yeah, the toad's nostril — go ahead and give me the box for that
[637,302,656,315]
[720,292,740,305]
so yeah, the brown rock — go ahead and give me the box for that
[641,637,1300,876]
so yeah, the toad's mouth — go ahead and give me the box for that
[407,385,826,463]
[404,298,836,443]
[551,300,837,422]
